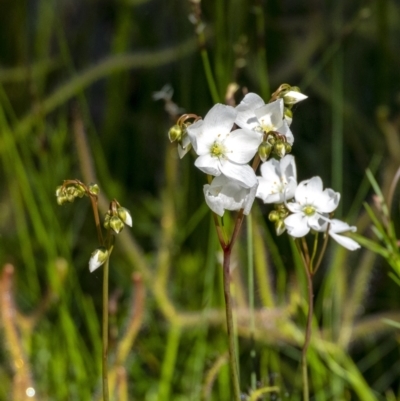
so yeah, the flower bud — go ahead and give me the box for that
[103,212,111,230]
[274,142,286,158]
[109,215,124,234]
[89,247,109,273]
[284,143,292,154]
[269,210,279,222]
[117,207,132,227]
[168,125,183,142]
[88,183,100,196]
[283,89,308,105]
[275,220,286,236]
[55,186,63,197]
[75,184,86,198]
[258,142,272,162]
[57,195,67,205]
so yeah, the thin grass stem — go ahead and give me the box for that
[222,249,241,401]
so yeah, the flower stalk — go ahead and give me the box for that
[56,180,132,401]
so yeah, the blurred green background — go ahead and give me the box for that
[1,0,400,400]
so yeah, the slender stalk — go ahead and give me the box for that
[301,261,314,401]
[222,249,241,401]
[102,255,110,401]
[247,214,257,391]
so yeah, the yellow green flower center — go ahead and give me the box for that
[260,123,274,133]
[210,142,225,158]
[303,205,316,216]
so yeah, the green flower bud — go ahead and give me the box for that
[75,184,86,198]
[274,142,286,158]
[103,213,111,230]
[284,108,293,120]
[168,125,183,142]
[269,210,279,222]
[284,143,292,154]
[57,195,67,205]
[109,215,124,234]
[117,207,132,227]
[258,142,272,162]
[275,220,286,236]
[55,186,63,197]
[88,183,100,196]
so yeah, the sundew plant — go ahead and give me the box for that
[1,0,400,400]
[168,83,360,400]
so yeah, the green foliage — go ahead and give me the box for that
[1,0,400,400]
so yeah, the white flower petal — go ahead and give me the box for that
[203,175,257,216]
[202,103,236,136]
[278,120,294,145]
[187,104,236,155]
[328,219,360,250]
[281,155,297,182]
[284,213,310,237]
[314,188,340,213]
[194,154,221,176]
[308,213,328,231]
[330,232,361,250]
[220,162,258,188]
[235,93,265,130]
[224,128,261,163]
[186,119,203,153]
[254,99,284,130]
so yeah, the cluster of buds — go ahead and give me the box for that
[55,180,87,205]
[258,131,292,161]
[104,200,132,234]
[268,204,290,236]
[56,180,133,272]
[168,114,200,158]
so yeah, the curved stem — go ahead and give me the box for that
[222,249,241,401]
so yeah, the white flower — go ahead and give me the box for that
[235,94,294,144]
[203,174,258,216]
[256,155,297,204]
[89,247,109,273]
[187,103,260,188]
[327,219,360,251]
[284,177,340,237]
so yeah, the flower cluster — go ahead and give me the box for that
[56,180,133,272]
[169,84,360,251]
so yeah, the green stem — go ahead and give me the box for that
[222,249,241,401]
[302,264,314,401]
[247,214,257,391]
[102,254,111,401]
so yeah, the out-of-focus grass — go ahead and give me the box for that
[0,0,400,400]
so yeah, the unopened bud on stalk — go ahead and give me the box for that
[109,215,124,234]
[258,142,272,162]
[89,247,109,273]
[274,142,286,158]
[88,183,100,196]
[168,125,183,142]
[284,143,292,154]
[117,207,132,227]
[275,220,286,236]
[269,210,279,222]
